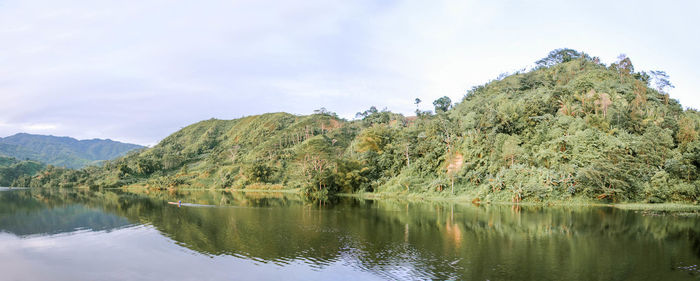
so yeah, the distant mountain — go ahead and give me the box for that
[0,133,144,169]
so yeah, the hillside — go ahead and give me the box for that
[17,49,700,203]
[0,156,44,187]
[0,133,144,168]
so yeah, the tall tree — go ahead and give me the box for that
[650,70,674,94]
[433,96,452,113]
[414,98,422,115]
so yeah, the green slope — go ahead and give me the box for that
[0,133,144,168]
[18,49,700,203]
[0,156,44,187]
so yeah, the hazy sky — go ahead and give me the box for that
[1,0,698,145]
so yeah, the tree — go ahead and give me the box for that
[535,48,589,67]
[594,92,612,118]
[649,70,674,94]
[313,107,338,118]
[433,96,452,113]
[356,106,395,125]
[356,125,392,154]
[612,54,634,75]
[677,115,698,145]
[117,164,133,178]
[244,162,274,183]
[135,159,160,175]
[356,106,379,119]
[501,135,523,167]
[414,98,422,115]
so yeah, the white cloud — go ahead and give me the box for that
[24,123,60,131]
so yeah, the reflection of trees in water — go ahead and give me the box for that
[4,188,700,280]
[690,230,700,259]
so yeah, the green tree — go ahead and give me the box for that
[433,96,452,113]
[501,135,523,167]
[414,98,422,115]
[244,162,274,183]
[535,48,589,67]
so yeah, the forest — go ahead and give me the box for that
[13,49,700,204]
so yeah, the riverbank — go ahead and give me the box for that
[122,186,304,194]
[33,185,700,212]
[337,191,700,212]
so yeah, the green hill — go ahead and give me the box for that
[0,133,144,169]
[0,156,44,187]
[17,49,700,203]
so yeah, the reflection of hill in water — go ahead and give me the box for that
[3,188,700,280]
[0,205,131,236]
[0,190,131,236]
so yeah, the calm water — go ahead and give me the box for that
[0,187,698,281]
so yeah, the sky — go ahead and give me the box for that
[0,0,698,146]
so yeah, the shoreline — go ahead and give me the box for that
[19,186,700,212]
[336,191,700,212]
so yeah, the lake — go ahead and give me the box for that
[0,187,698,280]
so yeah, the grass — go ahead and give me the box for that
[612,203,700,212]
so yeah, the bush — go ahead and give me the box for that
[243,162,274,184]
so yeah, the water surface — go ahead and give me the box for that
[0,188,698,280]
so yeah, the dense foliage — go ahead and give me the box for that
[0,156,44,187]
[17,50,700,203]
[0,133,144,168]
